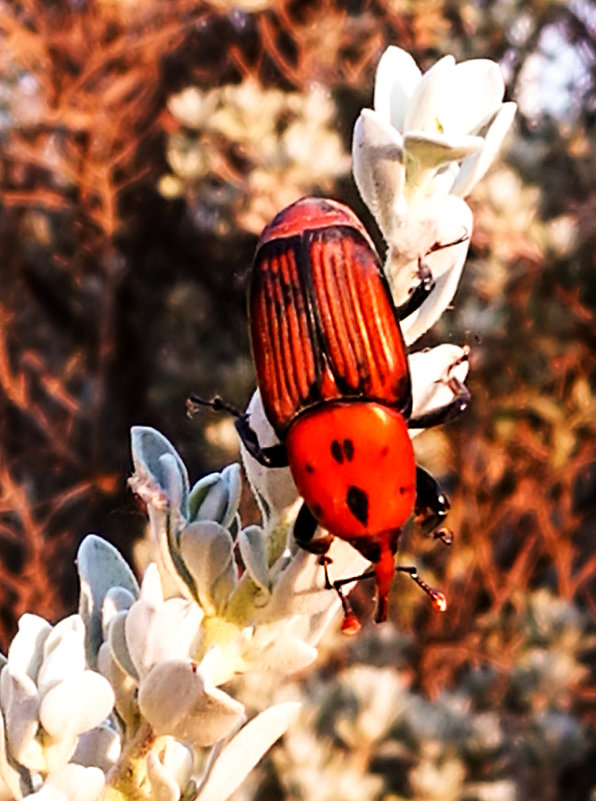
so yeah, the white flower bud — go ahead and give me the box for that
[37,616,87,694]
[46,764,105,801]
[38,671,114,740]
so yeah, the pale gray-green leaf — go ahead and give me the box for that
[178,522,235,614]
[238,526,270,593]
[77,535,138,667]
[130,427,189,522]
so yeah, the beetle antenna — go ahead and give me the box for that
[187,394,242,419]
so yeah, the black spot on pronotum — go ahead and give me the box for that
[331,440,343,464]
[305,463,314,474]
[343,438,354,461]
[346,485,369,526]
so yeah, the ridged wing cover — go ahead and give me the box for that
[250,207,411,434]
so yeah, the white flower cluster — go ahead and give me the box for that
[0,48,514,801]
[353,46,516,345]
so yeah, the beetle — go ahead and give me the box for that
[191,197,469,632]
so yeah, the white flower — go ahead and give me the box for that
[0,613,114,801]
[352,46,516,343]
[370,47,516,204]
[75,527,303,801]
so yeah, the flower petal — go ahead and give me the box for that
[196,703,300,801]
[0,708,23,798]
[451,101,517,198]
[240,391,299,524]
[138,660,245,748]
[252,633,318,674]
[22,786,68,801]
[37,616,86,695]
[373,46,421,132]
[0,668,39,764]
[258,539,367,624]
[150,738,193,798]
[446,59,506,136]
[189,464,241,531]
[220,464,242,530]
[404,132,484,168]
[6,614,51,683]
[403,55,455,134]
[146,752,181,801]
[96,644,137,728]
[408,344,470,435]
[188,474,220,522]
[139,563,164,605]
[397,196,473,345]
[403,132,483,202]
[352,109,405,240]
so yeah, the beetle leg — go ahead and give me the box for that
[187,393,289,468]
[321,559,372,634]
[233,415,289,468]
[294,503,333,553]
[396,565,447,611]
[408,376,470,430]
[293,505,361,633]
[395,229,470,321]
[414,466,453,544]
[426,228,469,256]
[395,260,435,320]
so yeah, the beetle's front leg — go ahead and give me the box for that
[293,502,333,554]
[408,375,470,430]
[234,414,289,468]
[395,260,434,320]
[408,346,471,431]
[395,229,470,321]
[187,393,289,468]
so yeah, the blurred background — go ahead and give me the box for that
[0,0,594,798]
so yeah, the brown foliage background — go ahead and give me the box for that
[0,0,594,797]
